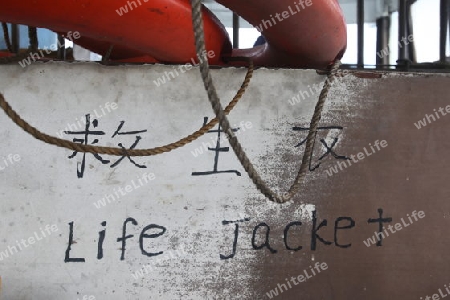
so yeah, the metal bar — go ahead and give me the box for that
[11,24,19,54]
[57,34,66,60]
[357,0,364,68]
[376,16,390,67]
[448,0,450,61]
[406,0,417,63]
[440,0,448,63]
[232,13,239,49]
[398,0,408,66]
[448,0,450,36]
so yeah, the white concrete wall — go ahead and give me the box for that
[0,62,449,300]
[0,63,329,300]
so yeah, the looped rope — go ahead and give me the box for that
[190,0,341,203]
[0,51,254,156]
[0,19,339,204]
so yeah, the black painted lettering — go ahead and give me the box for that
[252,223,277,254]
[220,218,250,260]
[283,221,303,251]
[64,221,85,263]
[334,217,355,248]
[139,224,166,257]
[220,223,238,260]
[311,211,332,250]
[368,208,392,246]
[97,221,106,259]
[117,217,138,260]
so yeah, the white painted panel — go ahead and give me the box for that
[0,63,330,300]
[1,63,448,300]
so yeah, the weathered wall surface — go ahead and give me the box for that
[0,63,449,300]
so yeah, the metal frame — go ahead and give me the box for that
[346,0,450,72]
[232,13,239,49]
[357,0,365,68]
[440,0,449,63]
[2,0,450,72]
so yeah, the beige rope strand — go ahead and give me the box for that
[0,60,253,156]
[0,26,254,154]
[190,0,341,203]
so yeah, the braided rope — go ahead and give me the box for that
[0,59,254,156]
[0,19,340,204]
[190,0,341,203]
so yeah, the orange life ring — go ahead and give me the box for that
[217,0,347,68]
[0,0,346,68]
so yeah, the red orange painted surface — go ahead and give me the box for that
[0,0,346,68]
